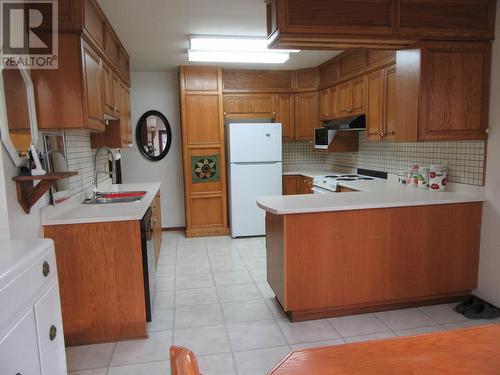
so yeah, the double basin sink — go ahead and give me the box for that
[82,191,146,205]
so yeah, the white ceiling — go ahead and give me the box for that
[97,0,342,72]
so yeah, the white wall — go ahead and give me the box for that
[121,71,185,228]
[477,6,500,306]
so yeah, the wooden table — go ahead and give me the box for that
[268,325,500,374]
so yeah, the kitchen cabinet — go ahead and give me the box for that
[366,50,396,72]
[319,87,337,121]
[33,0,130,132]
[223,94,276,119]
[276,94,295,141]
[365,65,396,141]
[294,67,320,91]
[396,42,491,141]
[0,240,67,375]
[294,92,319,141]
[90,78,132,149]
[338,186,358,192]
[81,41,105,131]
[283,175,300,195]
[265,202,482,321]
[338,50,366,82]
[152,192,162,266]
[282,175,313,195]
[336,77,365,117]
[266,0,496,50]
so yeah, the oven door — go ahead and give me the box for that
[312,186,335,194]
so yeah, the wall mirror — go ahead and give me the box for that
[136,110,172,161]
[0,63,39,166]
[42,132,71,204]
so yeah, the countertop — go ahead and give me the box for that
[281,164,347,178]
[41,182,161,225]
[259,170,486,215]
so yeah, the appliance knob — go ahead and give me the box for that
[42,261,50,277]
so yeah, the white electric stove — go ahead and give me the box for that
[312,171,383,193]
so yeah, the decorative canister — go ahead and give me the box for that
[398,171,409,186]
[429,165,447,192]
[418,167,430,190]
[407,165,419,188]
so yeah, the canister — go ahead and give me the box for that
[429,165,447,192]
[418,167,430,190]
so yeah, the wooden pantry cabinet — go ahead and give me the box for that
[179,66,229,237]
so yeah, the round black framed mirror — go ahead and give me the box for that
[136,110,172,161]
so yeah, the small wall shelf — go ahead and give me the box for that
[12,172,78,214]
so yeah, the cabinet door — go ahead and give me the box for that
[119,81,131,146]
[34,283,67,375]
[336,82,351,116]
[112,74,121,115]
[0,309,41,375]
[294,92,319,141]
[330,86,338,119]
[319,88,332,120]
[101,63,115,117]
[276,94,294,141]
[82,43,105,131]
[419,42,490,141]
[283,176,299,195]
[224,94,276,119]
[384,65,397,141]
[365,69,384,141]
[350,77,365,115]
[299,177,313,194]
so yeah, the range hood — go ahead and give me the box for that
[324,114,366,131]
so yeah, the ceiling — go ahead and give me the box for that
[97,0,342,72]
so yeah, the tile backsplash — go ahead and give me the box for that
[283,133,486,186]
[64,132,110,196]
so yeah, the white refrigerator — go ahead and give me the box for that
[226,123,282,238]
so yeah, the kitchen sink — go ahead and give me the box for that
[82,191,146,205]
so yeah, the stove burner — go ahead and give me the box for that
[324,175,340,178]
[337,178,356,181]
[340,174,359,178]
[357,177,374,180]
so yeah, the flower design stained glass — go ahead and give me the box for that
[191,155,220,183]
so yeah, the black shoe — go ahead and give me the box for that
[455,297,482,314]
[464,304,500,320]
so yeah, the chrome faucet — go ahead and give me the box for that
[93,146,117,198]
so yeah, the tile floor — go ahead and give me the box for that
[67,231,500,375]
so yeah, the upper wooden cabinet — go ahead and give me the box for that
[294,67,320,91]
[276,94,295,141]
[396,42,491,141]
[319,87,337,121]
[81,42,105,131]
[366,50,396,72]
[266,0,496,49]
[365,65,397,141]
[222,69,293,93]
[336,77,365,117]
[294,92,319,141]
[223,94,277,119]
[338,50,366,81]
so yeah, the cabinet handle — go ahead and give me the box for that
[49,325,57,341]
[272,112,276,116]
[380,131,385,137]
[42,261,50,277]
[485,128,490,134]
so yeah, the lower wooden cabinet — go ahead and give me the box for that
[283,175,313,195]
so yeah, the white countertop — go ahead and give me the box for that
[259,175,486,215]
[41,182,161,225]
[0,239,54,289]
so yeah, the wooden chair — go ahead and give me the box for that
[170,346,201,375]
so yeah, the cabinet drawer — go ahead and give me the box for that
[34,283,67,375]
[0,310,41,375]
[0,250,56,332]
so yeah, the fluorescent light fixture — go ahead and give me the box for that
[188,50,290,64]
[187,36,300,64]
[190,36,299,53]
